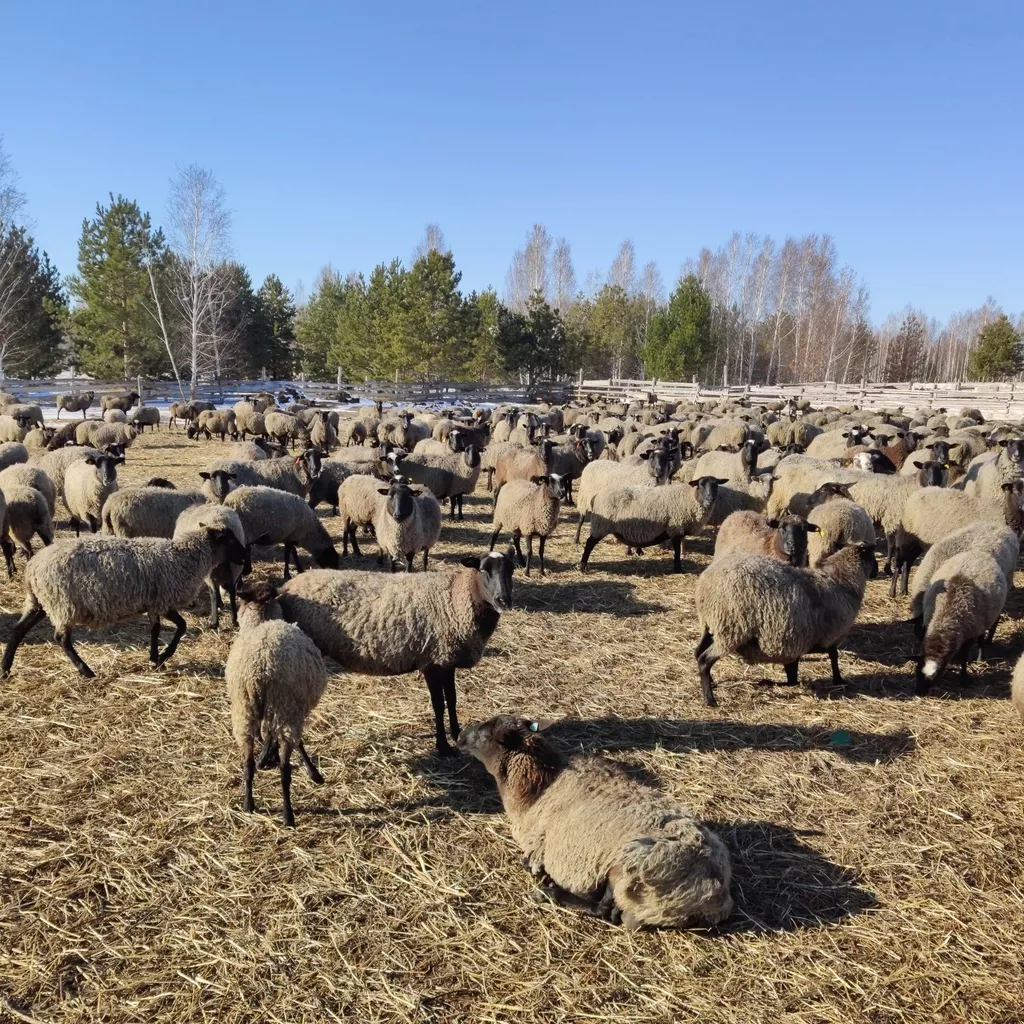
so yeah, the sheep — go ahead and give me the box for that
[573,450,675,544]
[764,455,861,520]
[714,511,818,567]
[373,476,444,571]
[100,391,140,414]
[548,436,596,506]
[806,497,876,567]
[909,522,1019,630]
[336,417,367,447]
[129,406,161,432]
[692,438,760,484]
[456,715,732,928]
[482,440,526,492]
[0,441,28,471]
[916,550,1008,694]
[146,477,176,488]
[188,408,238,442]
[337,474,388,557]
[56,391,95,419]
[959,439,1024,503]
[804,424,872,459]
[3,403,43,428]
[0,465,56,516]
[75,421,138,449]
[37,446,105,502]
[23,426,56,450]
[276,546,516,756]
[378,411,416,448]
[0,483,54,558]
[226,581,329,827]
[694,543,877,706]
[233,401,266,439]
[64,453,122,535]
[0,489,14,576]
[101,485,205,538]
[200,450,322,502]
[491,441,552,502]
[490,474,565,576]
[308,410,336,451]
[1012,654,1024,722]
[103,409,128,424]
[174,502,247,629]
[44,422,79,450]
[580,476,725,574]
[702,419,748,451]
[392,445,482,519]
[0,413,31,443]
[223,485,340,579]
[168,400,212,429]
[264,410,300,447]
[225,440,271,461]
[1,521,247,678]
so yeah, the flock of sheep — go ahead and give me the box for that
[1,384,1023,931]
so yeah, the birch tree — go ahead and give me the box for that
[551,237,577,312]
[412,223,447,261]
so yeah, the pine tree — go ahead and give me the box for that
[68,194,167,379]
[643,275,714,380]
[405,250,472,380]
[255,275,296,378]
[295,267,347,379]
[968,314,1022,380]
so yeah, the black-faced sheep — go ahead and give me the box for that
[373,476,443,572]
[490,473,565,576]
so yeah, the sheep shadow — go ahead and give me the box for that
[547,716,914,764]
[842,618,919,667]
[515,578,668,616]
[405,752,504,815]
[710,819,877,934]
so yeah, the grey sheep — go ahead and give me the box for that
[0,483,54,558]
[580,476,725,574]
[0,441,28,471]
[308,457,361,515]
[188,408,238,442]
[174,502,247,629]
[336,417,367,447]
[374,476,443,571]
[337,474,388,556]
[100,391,139,414]
[714,511,818,567]
[65,453,122,535]
[3,403,43,428]
[224,485,340,579]
[694,543,878,706]
[200,450,322,502]
[276,546,516,755]
[101,485,205,538]
[24,426,56,450]
[573,448,674,543]
[168,400,212,429]
[233,401,267,439]
[103,409,128,424]
[226,581,329,826]
[393,445,481,519]
[37,446,105,502]
[806,497,876,567]
[308,410,336,451]
[0,464,57,516]
[457,715,733,930]
[0,413,31,443]
[490,473,565,576]
[75,420,138,449]
[264,410,300,447]
[916,550,1008,695]
[56,391,95,419]
[1,520,247,678]
[129,406,161,432]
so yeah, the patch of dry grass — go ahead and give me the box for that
[1,430,1023,1023]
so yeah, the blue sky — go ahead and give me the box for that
[1,0,1021,322]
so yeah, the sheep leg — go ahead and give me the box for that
[525,535,533,577]
[348,524,362,557]
[456,493,464,521]
[671,536,683,573]
[405,553,414,573]
[574,511,585,545]
[985,617,999,645]
[72,516,81,538]
[538,536,546,576]
[440,668,460,740]
[291,548,304,574]
[534,878,618,922]
[278,739,295,827]
[1,606,47,675]
[826,646,843,686]
[781,660,800,686]
[695,627,713,660]
[296,741,324,784]
[87,515,99,534]
[207,582,221,630]
[512,531,526,568]
[579,535,599,572]
[422,548,429,571]
[58,629,95,678]
[257,731,280,769]
[1,537,14,578]
[226,579,239,629]
[282,544,293,581]
[242,735,255,813]
[149,616,162,663]
[696,645,721,707]
[423,667,456,757]
[154,609,188,667]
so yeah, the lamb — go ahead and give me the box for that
[0,441,28,471]
[276,546,516,755]
[916,550,1008,694]
[100,391,140,414]
[694,543,878,706]
[373,476,443,571]
[456,715,733,928]
[0,483,54,558]
[573,449,674,543]
[128,406,161,432]
[580,476,725,574]
[65,453,122,535]
[392,445,482,519]
[1012,654,1024,722]
[56,391,94,419]
[101,485,205,538]
[226,581,329,826]
[188,408,238,442]
[200,450,321,502]
[490,473,565,575]
[806,497,876,567]
[103,409,128,424]
[1,521,247,678]
[224,485,340,579]
[174,503,248,629]
[713,511,818,567]
[0,413,31,443]
[337,474,388,556]
[909,522,1019,629]
[24,426,56,449]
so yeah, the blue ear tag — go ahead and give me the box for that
[529,722,539,732]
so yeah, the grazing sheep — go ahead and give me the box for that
[200,450,322,502]
[694,543,878,706]
[393,445,482,519]
[0,483,54,558]
[65,453,122,535]
[56,391,95,419]
[264,410,300,447]
[806,498,876,567]
[456,715,733,929]
[276,546,516,756]
[101,486,205,538]
[226,581,329,827]
[103,409,128,424]
[0,465,56,516]
[580,476,725,574]
[916,550,1008,694]
[188,408,238,442]
[168,400,211,429]
[174,502,247,629]
[129,406,161,432]
[714,511,818,567]
[0,522,247,678]
[100,391,140,414]
[224,485,340,579]
[0,441,29,471]
[490,473,565,576]
[337,474,388,557]
[373,476,443,571]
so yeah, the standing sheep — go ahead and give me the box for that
[129,406,161,432]
[226,581,329,826]
[65,453,122,535]
[392,445,482,519]
[56,391,95,419]
[174,503,248,629]
[337,474,388,557]
[100,391,140,414]
[373,476,443,572]
[188,409,238,442]
[457,715,733,930]
[713,511,818,567]
[101,486,206,538]
[490,474,565,576]
[0,484,54,558]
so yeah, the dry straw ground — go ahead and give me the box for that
[1,431,1023,1024]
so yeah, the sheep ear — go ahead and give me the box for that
[84,455,97,465]
[460,556,480,569]
[688,479,700,488]
[199,471,211,479]
[377,488,390,496]
[841,432,849,438]
[715,477,729,485]
[807,523,822,533]
[638,450,651,460]
[999,439,1009,447]
[766,518,780,528]
[529,475,547,484]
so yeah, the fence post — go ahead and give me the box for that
[337,366,342,390]
[137,374,143,405]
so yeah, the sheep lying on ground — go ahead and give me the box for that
[373,476,443,572]
[694,543,878,706]
[226,581,329,826]
[713,511,818,567]
[457,715,733,930]
[277,546,516,756]
[1,521,247,677]
[0,442,28,472]
[490,473,565,576]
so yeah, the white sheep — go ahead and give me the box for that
[101,485,205,538]
[65,453,122,535]
[490,473,565,576]
[373,476,443,572]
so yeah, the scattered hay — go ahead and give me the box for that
[0,432,1022,1022]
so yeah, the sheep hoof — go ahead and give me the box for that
[435,744,458,759]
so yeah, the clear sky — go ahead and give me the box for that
[1,0,1021,323]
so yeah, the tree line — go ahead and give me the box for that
[1,140,1021,388]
